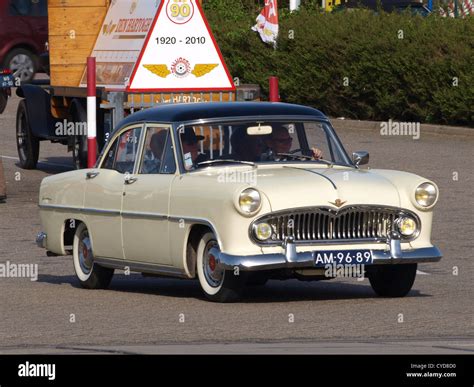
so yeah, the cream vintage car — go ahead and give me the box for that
[36,102,442,302]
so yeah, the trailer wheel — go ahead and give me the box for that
[72,135,88,169]
[0,90,7,114]
[16,100,39,169]
[70,100,88,169]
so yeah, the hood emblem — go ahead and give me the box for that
[329,199,347,208]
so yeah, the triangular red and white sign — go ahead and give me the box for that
[128,0,235,92]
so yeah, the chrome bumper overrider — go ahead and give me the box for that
[36,232,47,248]
[213,234,442,272]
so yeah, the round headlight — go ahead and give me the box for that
[254,222,272,241]
[238,188,261,215]
[415,182,438,208]
[397,216,417,237]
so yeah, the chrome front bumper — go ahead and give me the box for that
[213,236,442,272]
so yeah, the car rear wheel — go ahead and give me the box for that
[369,264,417,297]
[196,231,246,302]
[73,223,114,289]
[16,100,39,169]
[5,48,37,83]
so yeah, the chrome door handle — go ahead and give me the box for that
[124,175,138,185]
[86,171,100,179]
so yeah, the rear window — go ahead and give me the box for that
[9,0,47,17]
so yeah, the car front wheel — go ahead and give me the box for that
[196,231,246,302]
[368,263,417,297]
[73,222,114,289]
[5,48,37,83]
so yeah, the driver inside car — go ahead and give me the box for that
[180,127,207,169]
[264,125,323,160]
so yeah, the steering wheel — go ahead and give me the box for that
[289,148,303,154]
[276,152,313,160]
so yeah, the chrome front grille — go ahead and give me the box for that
[251,206,419,245]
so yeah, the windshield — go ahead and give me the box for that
[177,120,351,171]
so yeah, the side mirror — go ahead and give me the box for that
[352,151,369,166]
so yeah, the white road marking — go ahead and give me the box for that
[416,270,430,275]
[1,155,72,168]
[1,155,19,160]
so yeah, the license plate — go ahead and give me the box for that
[313,250,374,266]
[1,74,14,88]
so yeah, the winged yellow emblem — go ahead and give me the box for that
[143,63,219,78]
[143,64,171,78]
[191,64,219,77]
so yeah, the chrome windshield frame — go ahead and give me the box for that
[171,115,355,175]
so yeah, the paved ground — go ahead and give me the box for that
[0,93,472,354]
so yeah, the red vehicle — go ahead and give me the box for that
[0,0,48,83]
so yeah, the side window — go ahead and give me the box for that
[9,0,47,16]
[101,126,142,174]
[102,140,118,170]
[139,126,176,174]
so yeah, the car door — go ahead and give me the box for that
[83,124,143,260]
[121,124,177,266]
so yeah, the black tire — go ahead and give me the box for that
[369,264,417,297]
[4,48,37,83]
[16,100,39,169]
[72,134,88,170]
[73,222,114,289]
[196,231,246,302]
[0,90,7,114]
[70,101,88,169]
[247,274,268,287]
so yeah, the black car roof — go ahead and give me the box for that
[117,102,327,129]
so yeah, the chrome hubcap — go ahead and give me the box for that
[10,54,34,82]
[203,241,224,287]
[78,231,93,274]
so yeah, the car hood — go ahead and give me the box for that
[252,165,401,211]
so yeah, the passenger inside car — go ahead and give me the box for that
[141,129,167,174]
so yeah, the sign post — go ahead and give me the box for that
[87,57,97,168]
[269,76,280,102]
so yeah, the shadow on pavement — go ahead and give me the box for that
[37,273,428,303]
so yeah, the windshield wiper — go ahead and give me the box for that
[196,159,256,168]
[276,153,334,167]
[276,153,313,160]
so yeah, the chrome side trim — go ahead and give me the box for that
[39,203,83,212]
[82,208,121,216]
[93,257,189,278]
[38,203,222,247]
[121,211,167,220]
[38,204,121,216]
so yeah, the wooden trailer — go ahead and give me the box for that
[15,0,259,169]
